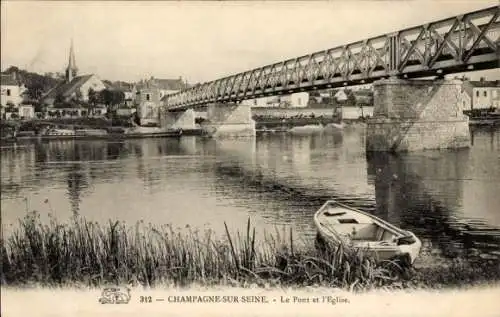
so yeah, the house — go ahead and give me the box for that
[290,92,309,108]
[1,72,26,107]
[334,89,348,102]
[308,90,336,105]
[106,81,135,107]
[335,88,374,120]
[19,104,35,119]
[241,97,268,107]
[135,77,189,104]
[462,78,500,110]
[241,92,310,108]
[41,40,106,108]
[155,77,188,99]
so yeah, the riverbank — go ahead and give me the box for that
[2,285,499,317]
[1,118,204,143]
[253,116,342,131]
[2,211,499,290]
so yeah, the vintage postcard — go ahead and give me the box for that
[1,0,499,316]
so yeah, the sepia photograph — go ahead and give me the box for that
[1,1,499,316]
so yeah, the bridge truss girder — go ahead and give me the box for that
[165,6,499,110]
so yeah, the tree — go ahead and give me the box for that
[53,94,67,108]
[26,82,45,100]
[88,88,99,116]
[345,89,356,107]
[34,102,46,113]
[75,90,83,102]
[99,89,114,107]
[99,89,125,111]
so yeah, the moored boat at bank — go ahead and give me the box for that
[314,200,422,266]
[45,128,76,136]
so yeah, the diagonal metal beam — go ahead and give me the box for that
[399,26,428,71]
[463,10,499,61]
[429,18,460,68]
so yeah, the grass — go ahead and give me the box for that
[1,210,499,290]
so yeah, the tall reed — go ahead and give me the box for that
[2,211,498,290]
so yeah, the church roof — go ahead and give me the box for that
[42,74,94,101]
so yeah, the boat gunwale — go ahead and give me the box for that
[313,200,412,242]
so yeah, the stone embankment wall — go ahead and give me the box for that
[194,107,338,120]
[251,107,336,118]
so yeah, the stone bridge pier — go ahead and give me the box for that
[201,102,256,138]
[366,78,471,152]
[159,108,196,130]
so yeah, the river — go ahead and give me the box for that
[1,124,499,268]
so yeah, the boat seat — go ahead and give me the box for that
[349,224,380,241]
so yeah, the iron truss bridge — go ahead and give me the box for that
[165,5,499,109]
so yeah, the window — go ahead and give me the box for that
[476,91,479,97]
[146,94,150,101]
[484,90,487,97]
[298,98,302,105]
[6,89,10,96]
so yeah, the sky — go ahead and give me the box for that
[1,0,498,84]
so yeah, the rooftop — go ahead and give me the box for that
[468,80,500,88]
[136,77,189,91]
[42,74,94,101]
[1,73,21,86]
[462,79,500,97]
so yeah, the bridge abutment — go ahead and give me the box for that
[366,78,471,152]
[201,103,256,138]
[159,109,196,130]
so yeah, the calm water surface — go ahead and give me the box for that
[2,125,499,267]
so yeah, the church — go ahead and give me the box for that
[42,41,106,107]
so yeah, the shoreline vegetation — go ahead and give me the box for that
[2,209,500,291]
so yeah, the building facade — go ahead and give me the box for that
[135,77,189,103]
[462,79,500,110]
[1,73,26,107]
[136,87,161,126]
[241,92,309,108]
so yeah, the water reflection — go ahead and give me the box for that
[367,146,500,263]
[1,127,499,266]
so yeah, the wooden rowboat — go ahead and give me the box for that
[314,200,422,266]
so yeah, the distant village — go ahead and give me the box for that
[1,42,499,127]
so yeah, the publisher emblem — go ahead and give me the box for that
[98,287,131,304]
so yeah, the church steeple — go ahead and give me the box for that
[65,39,78,82]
